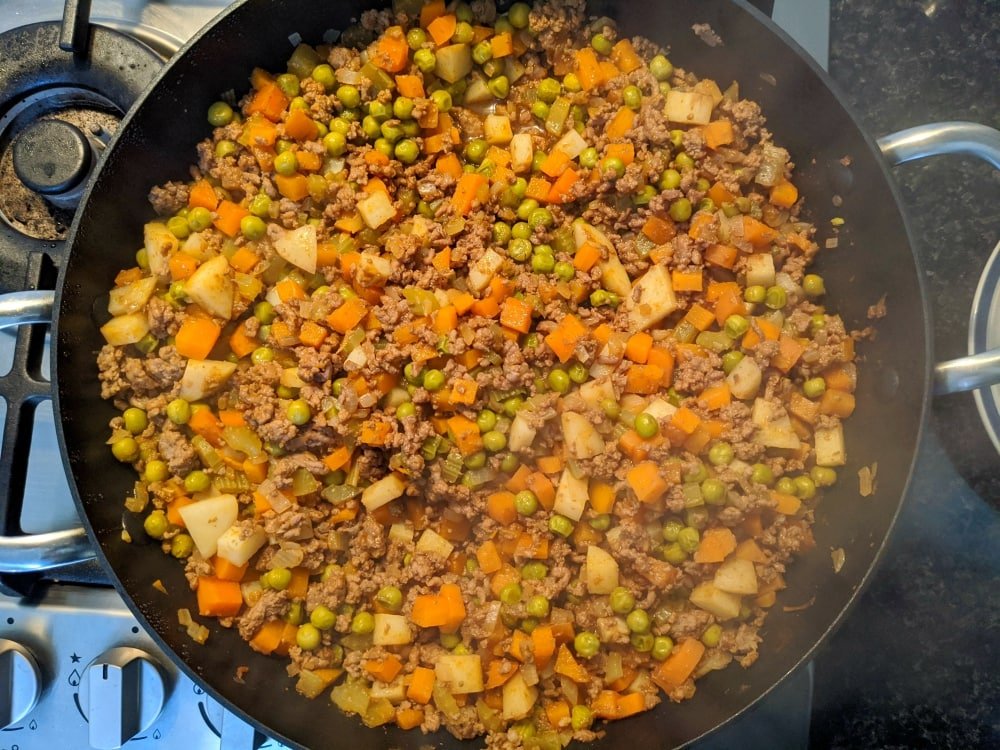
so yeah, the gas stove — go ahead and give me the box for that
[0,1,829,748]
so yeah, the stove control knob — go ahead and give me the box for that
[0,639,42,729]
[80,647,167,750]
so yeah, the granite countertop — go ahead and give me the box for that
[810,1,1000,747]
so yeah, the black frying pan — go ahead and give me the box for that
[21,0,994,747]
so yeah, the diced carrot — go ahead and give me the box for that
[365,654,404,683]
[823,364,857,393]
[683,424,714,455]
[175,317,221,360]
[545,699,571,729]
[420,0,446,27]
[476,540,503,574]
[406,666,436,704]
[605,142,635,167]
[188,179,219,211]
[554,643,589,683]
[703,119,735,149]
[615,692,647,718]
[531,626,556,670]
[395,707,424,730]
[485,659,518,689]
[589,480,617,514]
[525,176,553,202]
[618,429,650,463]
[296,150,322,172]
[322,446,352,474]
[432,304,457,334]
[573,242,602,272]
[432,247,451,274]
[212,556,248,582]
[540,149,571,178]
[652,638,706,693]
[228,247,259,274]
[245,82,288,122]
[704,243,739,270]
[275,278,307,303]
[166,495,194,527]
[452,172,487,214]
[287,567,310,599]
[228,322,258,359]
[575,48,603,91]
[819,389,856,417]
[167,252,199,281]
[772,491,802,515]
[708,180,737,207]
[697,383,731,411]
[372,27,410,72]
[682,303,715,331]
[536,455,564,474]
[427,14,457,46]
[671,406,702,435]
[490,31,514,58]
[326,297,367,333]
[504,465,532,493]
[770,179,799,208]
[525,472,556,510]
[363,149,390,167]
[647,346,675,386]
[592,690,621,719]
[544,313,589,363]
[249,619,286,655]
[626,461,668,504]
[742,216,779,247]
[624,332,653,363]
[671,270,704,293]
[395,74,425,98]
[624,363,665,395]
[642,215,677,244]
[213,200,249,237]
[772,334,805,373]
[713,287,748,326]
[500,296,533,334]
[447,415,483,455]
[284,108,319,141]
[447,377,477,406]
[298,320,328,349]
[545,167,580,205]
[435,152,463,180]
[196,576,243,617]
[334,213,364,234]
[610,38,643,73]
[275,173,309,201]
[438,582,467,632]
[687,211,716,240]
[359,418,392,446]
[692,527,737,563]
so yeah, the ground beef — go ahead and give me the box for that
[238,589,290,640]
[158,424,199,476]
[148,181,189,215]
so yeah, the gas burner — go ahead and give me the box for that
[970,239,1000,454]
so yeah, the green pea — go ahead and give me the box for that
[414,48,437,73]
[558,71,580,92]
[722,350,745,374]
[406,26,427,50]
[589,290,609,307]
[626,608,650,634]
[350,611,375,634]
[482,430,507,453]
[182,470,210,493]
[549,260,573,282]
[143,510,169,539]
[508,1,531,28]
[474,409,497,433]
[531,253,555,273]
[310,605,336,630]
[803,377,827,399]
[701,623,723,648]
[464,138,488,164]
[530,100,550,120]
[609,586,635,615]
[287,399,312,426]
[765,285,788,309]
[167,215,190,239]
[395,401,417,420]
[285,601,304,625]
[623,85,642,110]
[171,533,194,559]
[392,96,414,121]
[677,526,700,554]
[526,595,550,619]
[185,205,213,233]
[744,284,766,304]
[724,314,750,339]
[472,40,493,65]
[669,197,693,222]
[214,139,238,158]
[394,138,420,164]
[512,221,532,239]
[515,490,538,516]
[336,85,361,109]
[591,33,613,55]
[491,221,512,246]
[528,207,553,229]
[751,463,774,485]
[662,542,687,565]
[548,514,574,538]
[273,150,298,176]
[165,398,191,425]
[275,73,300,97]
[361,115,381,140]
[452,21,474,44]
[144,460,169,483]
[571,704,593,731]
[600,399,621,419]
[634,412,659,439]
[121,407,147,435]
[574,631,600,659]
[375,585,403,612]
[601,156,625,179]
[320,130,346,157]
[589,514,611,531]
[380,120,404,143]
[701,478,726,505]
[577,147,599,170]
[659,168,682,191]
[240,215,267,240]
[775,476,796,495]
[633,185,657,206]
[109,437,137,462]
[500,453,520,474]
[650,54,674,81]
[531,151,547,172]
[207,101,234,127]
[502,396,524,417]
[794,475,817,499]
[811,313,827,334]
[521,561,546,580]
[643,635,672,663]
[251,347,274,365]
[708,442,735,467]
[547,369,571,393]
[292,623,320,650]
[374,137,394,158]
[674,152,695,170]
[811,466,838,487]
[803,274,826,297]
[500,582,522,605]
[661,520,683,543]
[422,369,445,392]
[516,199,539,221]
[464,451,487,470]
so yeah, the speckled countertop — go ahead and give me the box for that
[810,1,1000,747]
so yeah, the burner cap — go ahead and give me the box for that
[12,119,92,196]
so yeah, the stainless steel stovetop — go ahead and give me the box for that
[0,1,827,748]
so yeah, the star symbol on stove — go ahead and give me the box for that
[70,652,81,663]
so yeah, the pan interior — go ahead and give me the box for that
[53,1,928,747]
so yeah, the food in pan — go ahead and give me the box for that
[97,0,856,744]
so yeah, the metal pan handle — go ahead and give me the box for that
[0,290,95,573]
[877,121,1000,395]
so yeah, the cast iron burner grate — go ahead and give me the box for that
[0,0,164,595]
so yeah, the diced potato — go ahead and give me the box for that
[415,528,454,558]
[362,698,396,727]
[757,424,801,450]
[281,367,306,389]
[585,545,620,594]
[510,133,534,173]
[372,613,413,646]
[179,359,237,401]
[185,254,234,319]
[144,221,179,277]
[726,357,763,400]
[573,222,612,251]
[689,582,742,620]
[553,468,589,521]
[501,672,538,721]
[108,276,158,316]
[357,190,396,230]
[216,524,267,566]
[665,90,714,125]
[100,313,150,346]
[507,412,537,453]
[388,523,414,545]
[484,114,513,145]
[435,654,484,694]
[600,254,632,298]
[181,231,213,262]
[578,377,617,411]
[814,423,846,466]
[331,678,370,715]
[177,494,238,559]
[362,472,407,511]
[463,77,492,105]
[369,677,406,703]
[692,78,724,106]
[273,224,318,274]
[745,253,776,287]
[552,128,588,160]
[624,264,679,332]
[434,43,473,83]
[713,557,759,595]
[356,252,393,287]
[561,411,605,459]
[468,248,504,292]
[643,398,678,422]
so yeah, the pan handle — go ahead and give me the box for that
[0,290,96,574]
[877,121,1000,395]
